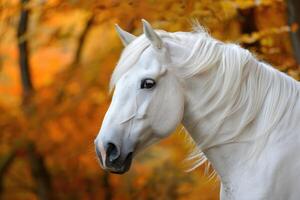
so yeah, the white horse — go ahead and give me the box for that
[95,19,300,199]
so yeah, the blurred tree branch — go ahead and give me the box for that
[0,150,16,200]
[55,13,96,103]
[0,142,53,200]
[73,14,95,66]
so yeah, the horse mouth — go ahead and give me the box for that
[96,150,133,174]
[108,152,133,174]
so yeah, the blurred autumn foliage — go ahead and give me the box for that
[0,0,299,199]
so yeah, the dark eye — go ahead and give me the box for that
[141,78,156,89]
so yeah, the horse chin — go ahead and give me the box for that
[110,169,128,174]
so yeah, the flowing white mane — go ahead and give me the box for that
[110,25,300,170]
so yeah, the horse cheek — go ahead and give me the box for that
[152,88,184,137]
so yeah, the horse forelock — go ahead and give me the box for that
[109,27,210,92]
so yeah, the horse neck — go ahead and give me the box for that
[181,42,300,179]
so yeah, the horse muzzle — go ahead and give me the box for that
[95,141,133,174]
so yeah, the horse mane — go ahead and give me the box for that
[110,24,300,172]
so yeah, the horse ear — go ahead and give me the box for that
[115,24,137,46]
[142,19,163,49]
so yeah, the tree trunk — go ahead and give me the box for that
[17,0,33,99]
[287,0,300,64]
[17,1,53,199]
[26,142,53,200]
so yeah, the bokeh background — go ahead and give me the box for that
[1,0,300,199]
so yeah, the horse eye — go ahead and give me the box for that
[141,78,156,89]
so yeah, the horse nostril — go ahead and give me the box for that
[106,142,120,163]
